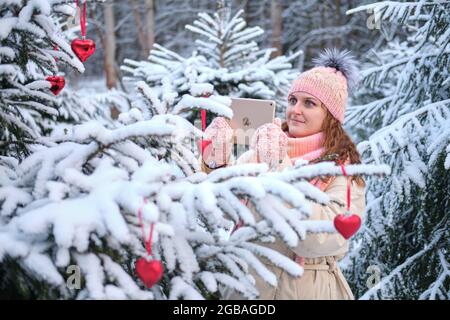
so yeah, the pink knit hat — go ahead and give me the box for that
[288,48,359,124]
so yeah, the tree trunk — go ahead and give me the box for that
[335,0,342,48]
[144,0,155,55]
[271,0,283,58]
[103,1,117,89]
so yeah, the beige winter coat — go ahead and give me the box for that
[200,150,366,300]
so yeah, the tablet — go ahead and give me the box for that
[229,97,276,145]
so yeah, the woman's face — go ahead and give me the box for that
[286,91,327,138]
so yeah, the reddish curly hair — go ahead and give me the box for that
[282,110,365,188]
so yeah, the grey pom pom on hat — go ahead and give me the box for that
[313,47,360,93]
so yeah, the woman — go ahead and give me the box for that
[200,48,366,300]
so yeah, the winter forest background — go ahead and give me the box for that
[0,0,448,300]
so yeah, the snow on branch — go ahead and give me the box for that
[419,250,450,300]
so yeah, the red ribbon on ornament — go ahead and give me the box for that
[137,198,154,255]
[53,45,59,62]
[200,93,212,161]
[75,0,87,38]
[200,93,211,131]
[201,109,207,131]
[339,163,351,212]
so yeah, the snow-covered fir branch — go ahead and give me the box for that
[419,250,450,300]
[359,229,445,300]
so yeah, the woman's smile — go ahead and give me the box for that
[289,117,306,125]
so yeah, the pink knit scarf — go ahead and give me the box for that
[286,131,332,191]
[287,131,326,163]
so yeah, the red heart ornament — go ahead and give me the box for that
[71,38,96,62]
[334,214,361,239]
[135,257,163,288]
[201,139,212,154]
[46,76,65,95]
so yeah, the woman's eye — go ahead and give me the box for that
[289,98,297,105]
[306,100,316,107]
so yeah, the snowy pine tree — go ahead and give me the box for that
[47,86,129,134]
[121,4,303,119]
[0,77,389,299]
[0,0,85,158]
[343,1,450,299]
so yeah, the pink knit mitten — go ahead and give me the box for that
[250,118,288,168]
[200,117,233,168]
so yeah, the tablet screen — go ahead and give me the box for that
[229,97,276,146]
